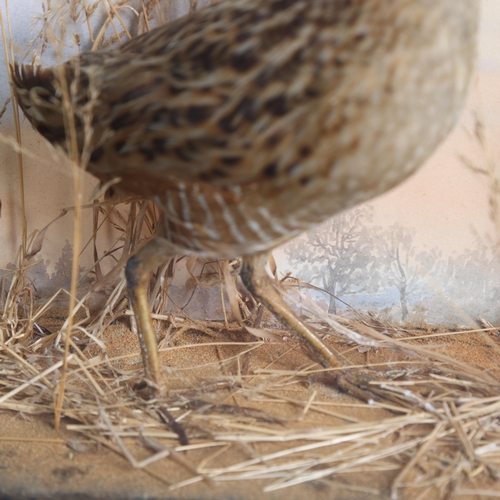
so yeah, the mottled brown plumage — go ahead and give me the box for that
[12,0,479,395]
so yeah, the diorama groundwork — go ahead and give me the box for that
[2,300,500,500]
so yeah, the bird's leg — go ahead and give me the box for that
[241,252,345,368]
[125,237,172,395]
[240,252,373,401]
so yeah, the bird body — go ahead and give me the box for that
[12,0,479,393]
[13,0,478,258]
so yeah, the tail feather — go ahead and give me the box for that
[11,62,70,145]
[11,63,56,94]
[11,52,113,152]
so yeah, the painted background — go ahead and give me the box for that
[1,0,499,326]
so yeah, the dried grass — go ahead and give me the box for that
[1,1,500,499]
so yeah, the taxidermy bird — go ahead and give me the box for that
[11,0,479,396]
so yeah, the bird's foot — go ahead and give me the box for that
[317,369,380,404]
[157,407,189,446]
[134,379,189,445]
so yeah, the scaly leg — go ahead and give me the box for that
[240,252,373,401]
[125,237,173,395]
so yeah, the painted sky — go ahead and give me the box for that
[365,0,500,255]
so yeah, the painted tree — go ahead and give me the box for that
[444,243,500,320]
[375,224,418,322]
[375,224,449,322]
[46,240,86,294]
[285,206,381,313]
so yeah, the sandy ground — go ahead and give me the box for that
[1,315,500,500]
